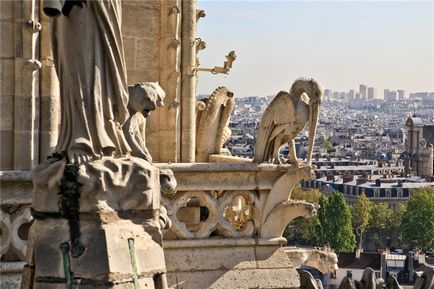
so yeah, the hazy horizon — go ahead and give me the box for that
[196,1,434,98]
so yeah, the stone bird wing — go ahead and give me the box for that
[253,91,294,162]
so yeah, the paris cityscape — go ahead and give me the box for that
[1,1,433,289]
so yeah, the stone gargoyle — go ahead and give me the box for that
[196,86,235,162]
[253,78,323,166]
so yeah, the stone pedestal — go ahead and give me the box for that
[32,217,165,289]
[27,156,170,289]
[163,239,301,289]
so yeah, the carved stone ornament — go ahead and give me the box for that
[196,86,235,162]
[253,78,323,166]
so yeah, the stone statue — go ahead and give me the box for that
[253,78,323,165]
[339,276,356,289]
[27,3,175,288]
[124,82,166,162]
[50,0,131,164]
[298,270,321,289]
[386,274,402,289]
[355,268,378,289]
[196,87,235,162]
[413,267,434,289]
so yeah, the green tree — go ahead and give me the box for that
[316,192,356,252]
[368,202,392,248]
[284,187,321,245]
[390,203,406,233]
[402,188,434,250]
[369,203,392,232]
[323,139,333,150]
[351,193,373,246]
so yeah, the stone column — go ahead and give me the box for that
[38,8,59,162]
[180,0,196,163]
[13,0,40,170]
[159,0,181,162]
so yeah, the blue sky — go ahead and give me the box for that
[196,1,434,98]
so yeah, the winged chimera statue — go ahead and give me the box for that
[196,87,235,162]
[253,78,323,165]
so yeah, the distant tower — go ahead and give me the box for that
[367,87,376,100]
[405,116,434,176]
[384,89,390,101]
[397,90,406,100]
[359,84,367,100]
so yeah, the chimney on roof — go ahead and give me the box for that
[343,174,354,183]
[356,177,367,185]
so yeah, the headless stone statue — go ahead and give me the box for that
[51,0,131,164]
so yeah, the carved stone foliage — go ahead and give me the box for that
[162,190,255,239]
[0,205,33,261]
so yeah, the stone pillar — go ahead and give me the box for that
[38,7,59,162]
[159,0,181,162]
[180,0,196,163]
[13,0,40,170]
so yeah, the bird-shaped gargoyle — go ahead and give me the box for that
[253,78,323,166]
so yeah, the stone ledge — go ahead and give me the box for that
[163,237,286,249]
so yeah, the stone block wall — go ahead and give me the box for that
[122,0,182,163]
[1,0,40,171]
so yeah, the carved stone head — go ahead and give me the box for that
[128,82,166,117]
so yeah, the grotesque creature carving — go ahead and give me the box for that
[123,82,166,162]
[355,267,377,289]
[298,270,323,289]
[196,87,235,162]
[253,78,323,166]
[386,274,402,289]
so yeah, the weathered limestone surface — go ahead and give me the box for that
[32,157,160,213]
[196,87,235,162]
[254,78,323,166]
[32,218,165,286]
[155,162,320,289]
[164,241,301,289]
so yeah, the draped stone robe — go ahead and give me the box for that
[52,0,131,159]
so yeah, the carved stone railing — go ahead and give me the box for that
[157,162,317,241]
[0,171,33,288]
[1,162,318,289]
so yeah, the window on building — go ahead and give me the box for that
[397,189,403,198]
[374,190,379,198]
[386,189,391,198]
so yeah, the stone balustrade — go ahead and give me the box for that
[157,162,317,241]
[0,162,319,289]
